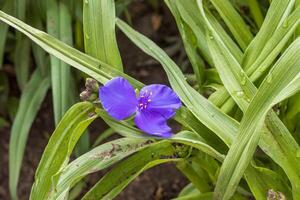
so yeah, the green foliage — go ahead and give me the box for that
[0,0,299,199]
[83,0,123,70]
[9,69,50,200]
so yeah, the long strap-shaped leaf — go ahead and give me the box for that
[83,0,123,70]
[213,39,300,200]
[0,0,13,68]
[0,11,139,85]
[210,5,300,113]
[82,142,184,200]
[167,0,244,65]
[209,0,253,50]
[243,0,295,69]
[14,0,30,91]
[98,108,226,158]
[9,69,50,200]
[47,1,73,125]
[197,1,300,198]
[30,102,97,200]
[49,138,159,199]
[166,1,205,87]
[247,6,300,80]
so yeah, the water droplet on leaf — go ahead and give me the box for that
[208,31,214,40]
[236,91,244,98]
[297,150,300,158]
[241,76,247,85]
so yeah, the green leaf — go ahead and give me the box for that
[82,141,183,200]
[248,0,264,28]
[0,0,13,68]
[174,192,213,200]
[198,1,300,198]
[178,183,198,197]
[247,6,300,80]
[166,1,204,87]
[47,0,73,125]
[83,0,123,70]
[9,69,50,200]
[0,10,141,86]
[170,131,224,162]
[166,0,244,65]
[243,0,295,69]
[14,36,31,90]
[49,138,153,199]
[165,0,213,66]
[245,163,292,200]
[207,5,300,113]
[14,0,30,91]
[30,102,96,200]
[209,0,253,50]
[214,39,300,200]
[177,159,212,193]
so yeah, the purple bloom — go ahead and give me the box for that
[99,77,181,138]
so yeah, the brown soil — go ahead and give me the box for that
[0,1,188,200]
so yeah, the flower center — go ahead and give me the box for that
[138,90,152,110]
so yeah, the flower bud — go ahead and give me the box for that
[80,90,91,101]
[85,78,99,93]
[80,90,98,102]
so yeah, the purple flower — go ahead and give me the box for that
[99,77,182,138]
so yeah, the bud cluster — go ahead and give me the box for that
[80,78,99,102]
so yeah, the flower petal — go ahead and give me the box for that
[99,77,137,120]
[139,84,181,118]
[145,107,176,119]
[134,109,173,138]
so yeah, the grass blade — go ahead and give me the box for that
[198,1,300,197]
[47,0,73,125]
[214,39,300,199]
[82,142,183,199]
[83,0,123,70]
[209,0,253,50]
[14,37,31,90]
[49,138,153,199]
[243,0,295,69]
[14,0,30,90]
[166,1,205,87]
[9,69,50,200]
[248,0,264,27]
[30,102,97,200]
[0,1,13,68]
